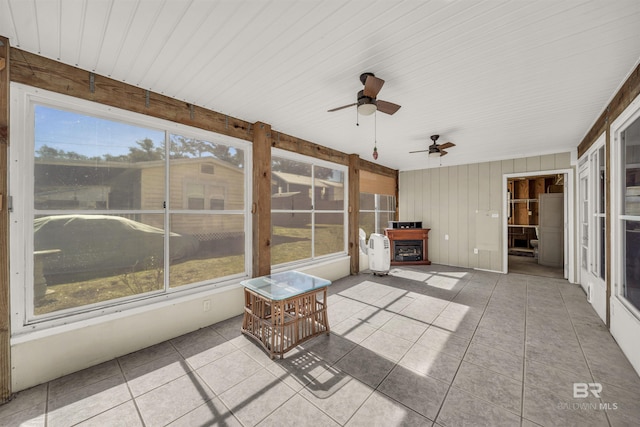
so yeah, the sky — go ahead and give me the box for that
[35,105,165,158]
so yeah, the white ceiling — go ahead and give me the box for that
[2,0,640,171]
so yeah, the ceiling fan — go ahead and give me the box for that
[410,135,456,157]
[327,72,401,116]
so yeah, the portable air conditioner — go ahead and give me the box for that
[368,233,390,275]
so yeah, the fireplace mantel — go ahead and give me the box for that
[384,228,431,265]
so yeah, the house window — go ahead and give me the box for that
[359,193,396,237]
[201,163,215,174]
[186,183,205,209]
[271,152,347,266]
[188,197,205,209]
[210,199,225,210]
[9,84,250,329]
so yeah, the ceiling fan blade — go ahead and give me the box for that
[409,149,429,154]
[363,75,385,98]
[438,142,455,150]
[376,100,401,115]
[327,103,357,112]
[440,150,449,156]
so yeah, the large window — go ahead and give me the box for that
[619,115,640,313]
[271,152,347,267]
[595,145,606,280]
[10,85,250,327]
[359,193,396,237]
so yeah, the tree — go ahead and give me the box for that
[36,144,89,160]
[169,135,244,167]
[272,157,332,179]
[127,138,164,161]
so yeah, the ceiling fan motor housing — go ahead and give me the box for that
[359,72,375,85]
[357,90,375,106]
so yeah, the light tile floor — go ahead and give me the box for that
[2,265,640,426]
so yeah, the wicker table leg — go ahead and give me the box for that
[241,287,331,359]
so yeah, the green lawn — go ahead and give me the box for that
[35,224,343,315]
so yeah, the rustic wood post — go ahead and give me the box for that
[252,122,272,277]
[348,154,360,274]
[0,35,12,403]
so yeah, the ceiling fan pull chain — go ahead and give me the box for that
[372,111,379,160]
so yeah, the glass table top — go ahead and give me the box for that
[241,271,331,300]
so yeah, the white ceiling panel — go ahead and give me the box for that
[58,0,86,65]
[2,0,640,171]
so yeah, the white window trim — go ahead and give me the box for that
[9,83,252,334]
[610,92,640,320]
[360,193,396,234]
[578,133,607,283]
[270,147,349,269]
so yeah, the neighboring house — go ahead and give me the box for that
[35,156,245,241]
[271,170,344,227]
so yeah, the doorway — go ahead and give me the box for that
[503,170,573,281]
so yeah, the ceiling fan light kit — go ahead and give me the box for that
[358,101,377,116]
[328,72,402,162]
[328,72,401,116]
[410,134,456,158]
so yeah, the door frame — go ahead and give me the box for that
[502,168,575,283]
[577,133,607,323]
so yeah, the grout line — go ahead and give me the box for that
[430,273,500,424]
[558,281,613,427]
[324,268,478,425]
[115,357,146,426]
[44,381,50,427]
[521,277,529,427]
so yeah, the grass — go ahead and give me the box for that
[35,254,245,315]
[35,224,343,315]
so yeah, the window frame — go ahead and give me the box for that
[578,137,607,282]
[9,83,252,333]
[611,92,640,319]
[270,148,348,269]
[359,192,397,236]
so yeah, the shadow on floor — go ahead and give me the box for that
[508,254,564,279]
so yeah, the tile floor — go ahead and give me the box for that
[507,255,564,279]
[1,265,640,426]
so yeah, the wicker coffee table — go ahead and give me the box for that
[241,271,331,359]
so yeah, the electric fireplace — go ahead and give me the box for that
[384,228,431,265]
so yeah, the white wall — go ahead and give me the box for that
[611,299,640,375]
[399,153,572,272]
[11,257,350,392]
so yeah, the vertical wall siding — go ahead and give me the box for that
[399,152,572,271]
[467,163,479,269]
[478,162,492,269]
